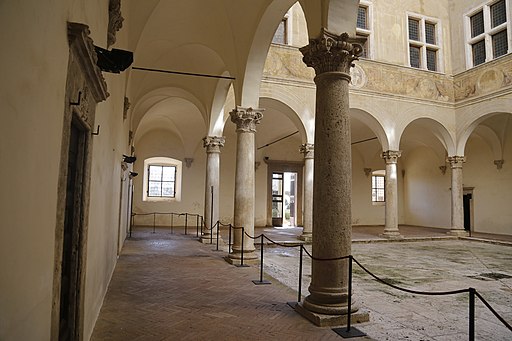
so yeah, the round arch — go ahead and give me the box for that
[400,117,456,158]
[349,108,389,151]
[258,97,309,144]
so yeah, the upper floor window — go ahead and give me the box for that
[466,0,510,68]
[356,2,373,59]
[407,13,441,72]
[272,12,291,45]
[143,157,182,202]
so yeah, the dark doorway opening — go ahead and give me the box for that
[59,118,87,340]
[463,193,472,231]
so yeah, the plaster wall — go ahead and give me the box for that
[371,0,453,73]
[0,0,129,339]
[464,132,512,235]
[132,130,205,223]
[402,147,451,228]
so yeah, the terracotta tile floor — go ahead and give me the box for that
[92,225,512,340]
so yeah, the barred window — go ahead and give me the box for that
[470,11,485,37]
[426,49,437,71]
[148,165,176,197]
[425,22,436,45]
[410,46,421,68]
[466,0,510,68]
[407,14,440,71]
[408,18,420,41]
[357,6,368,30]
[372,175,385,203]
[492,29,508,57]
[491,0,507,28]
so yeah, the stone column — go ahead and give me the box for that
[298,30,367,323]
[381,150,402,239]
[447,156,467,236]
[202,136,225,243]
[299,143,314,242]
[228,106,263,263]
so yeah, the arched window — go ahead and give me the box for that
[143,157,182,202]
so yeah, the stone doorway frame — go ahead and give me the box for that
[51,22,108,340]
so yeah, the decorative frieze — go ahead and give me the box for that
[299,143,314,159]
[203,136,225,153]
[300,29,365,75]
[230,106,263,133]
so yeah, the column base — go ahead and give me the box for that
[224,251,258,265]
[298,233,313,242]
[447,229,469,237]
[199,235,222,244]
[295,302,369,327]
[380,230,403,240]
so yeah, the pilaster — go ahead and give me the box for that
[381,151,402,239]
[447,156,468,236]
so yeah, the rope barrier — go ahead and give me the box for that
[230,230,512,339]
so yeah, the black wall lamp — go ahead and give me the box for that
[123,154,136,163]
[94,45,133,73]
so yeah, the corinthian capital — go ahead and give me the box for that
[203,136,225,153]
[300,28,365,75]
[381,150,401,164]
[300,143,314,159]
[447,156,466,168]
[230,106,264,133]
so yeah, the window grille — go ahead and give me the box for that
[408,18,420,41]
[425,22,436,44]
[409,45,421,68]
[357,6,368,30]
[372,175,385,202]
[426,49,437,71]
[492,29,508,57]
[472,39,486,66]
[148,165,176,197]
[491,0,507,28]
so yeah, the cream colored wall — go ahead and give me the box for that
[371,0,453,73]
[0,0,132,340]
[132,129,205,223]
[402,147,452,228]
[464,131,512,234]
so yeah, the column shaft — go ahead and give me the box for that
[299,30,365,315]
[448,156,467,236]
[382,151,402,239]
[202,136,224,242]
[299,144,314,241]
[229,107,263,261]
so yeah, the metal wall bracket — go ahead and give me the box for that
[92,125,100,136]
[69,91,82,106]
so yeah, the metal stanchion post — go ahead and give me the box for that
[216,221,220,251]
[171,214,174,234]
[129,214,133,238]
[333,255,366,338]
[210,186,214,242]
[196,215,199,237]
[228,224,232,254]
[298,245,303,302]
[253,235,270,285]
[469,288,475,341]
[185,213,188,235]
[153,213,156,233]
[235,227,249,267]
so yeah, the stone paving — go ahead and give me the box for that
[92,225,512,340]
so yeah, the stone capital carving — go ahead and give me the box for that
[203,136,225,153]
[300,28,365,75]
[381,150,401,164]
[230,106,263,133]
[108,0,124,48]
[439,165,447,175]
[184,158,194,168]
[494,159,504,170]
[123,96,130,120]
[299,143,314,159]
[364,168,372,177]
[447,156,466,168]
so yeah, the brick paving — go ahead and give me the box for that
[91,227,356,341]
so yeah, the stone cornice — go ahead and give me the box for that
[300,143,314,159]
[300,29,365,75]
[203,136,225,153]
[230,106,263,133]
[67,22,109,102]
